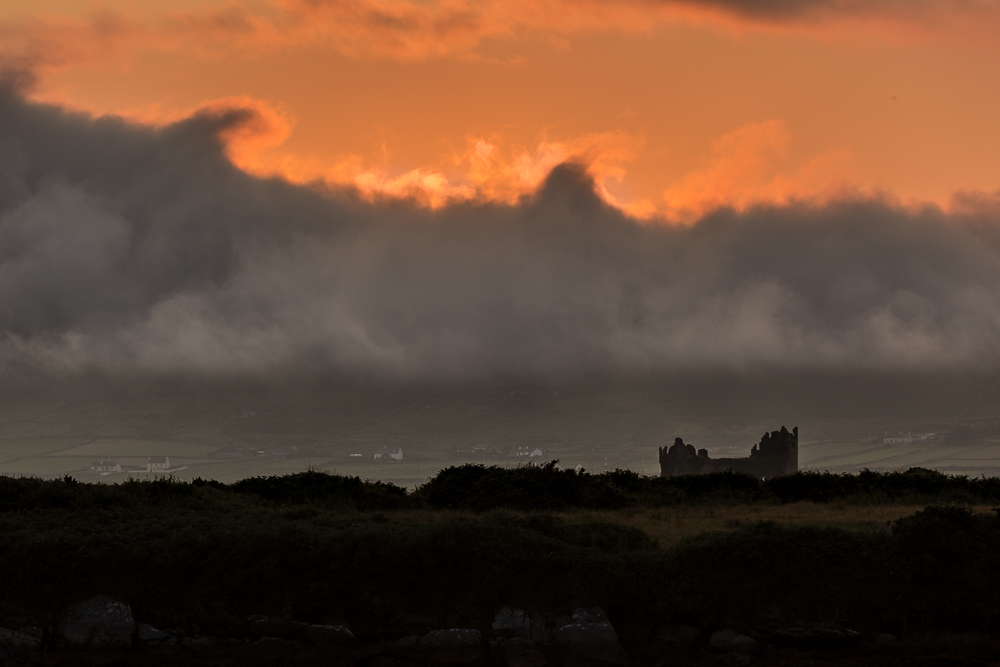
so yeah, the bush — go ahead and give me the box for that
[415,462,632,511]
[230,471,414,510]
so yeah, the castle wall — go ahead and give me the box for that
[659,426,798,478]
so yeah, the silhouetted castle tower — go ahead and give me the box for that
[659,426,798,478]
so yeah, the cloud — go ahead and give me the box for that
[661,120,855,221]
[2,0,998,79]
[3,82,1000,379]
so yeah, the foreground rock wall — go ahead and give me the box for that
[2,595,976,667]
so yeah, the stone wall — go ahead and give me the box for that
[658,426,798,478]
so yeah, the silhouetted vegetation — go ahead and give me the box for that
[3,479,1000,635]
[5,465,1000,515]
[417,463,1000,509]
[5,467,1000,637]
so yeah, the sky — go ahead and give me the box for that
[2,0,1000,379]
[4,0,1000,217]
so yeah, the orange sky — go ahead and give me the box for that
[4,0,1000,219]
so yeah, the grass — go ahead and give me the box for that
[4,470,1000,637]
[562,503,999,548]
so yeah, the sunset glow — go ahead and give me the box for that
[4,0,999,219]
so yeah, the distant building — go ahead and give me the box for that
[883,431,935,444]
[146,456,170,472]
[470,443,504,455]
[659,426,798,479]
[90,461,121,473]
[374,447,403,461]
[509,447,544,458]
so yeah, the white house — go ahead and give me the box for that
[90,461,121,473]
[374,447,403,461]
[883,431,913,445]
[147,456,170,472]
[510,447,544,458]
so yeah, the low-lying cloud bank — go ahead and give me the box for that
[2,81,1000,379]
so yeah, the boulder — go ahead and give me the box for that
[0,626,43,652]
[657,624,701,646]
[703,651,752,667]
[137,623,170,642]
[500,637,547,667]
[493,608,550,642]
[420,629,481,648]
[57,595,135,647]
[571,608,608,624]
[307,624,356,645]
[248,616,357,645]
[708,630,757,655]
[767,627,859,649]
[555,622,629,667]
[243,637,303,663]
[417,629,482,665]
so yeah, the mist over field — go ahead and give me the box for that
[4,79,1000,482]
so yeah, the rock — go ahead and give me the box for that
[248,617,357,645]
[137,623,169,642]
[162,635,319,664]
[306,624,356,645]
[657,624,700,646]
[0,626,43,652]
[571,608,608,625]
[244,637,302,663]
[493,608,550,642]
[703,651,752,667]
[371,634,419,659]
[500,637,547,667]
[420,629,481,647]
[708,631,757,655]
[767,627,855,649]
[417,629,482,665]
[627,644,664,660]
[57,595,135,647]
[555,622,629,667]
[353,642,391,659]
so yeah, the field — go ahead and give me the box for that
[3,371,1000,484]
[6,469,1000,644]
[561,503,998,548]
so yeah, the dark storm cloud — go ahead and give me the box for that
[661,0,973,22]
[2,79,1000,378]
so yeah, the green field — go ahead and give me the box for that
[3,371,1000,484]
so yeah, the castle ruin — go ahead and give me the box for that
[659,426,798,478]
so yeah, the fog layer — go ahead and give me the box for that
[2,83,1000,378]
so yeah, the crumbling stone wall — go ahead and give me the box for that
[658,426,798,478]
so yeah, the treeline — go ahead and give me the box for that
[3,464,1000,512]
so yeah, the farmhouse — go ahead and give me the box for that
[884,431,913,445]
[90,461,121,473]
[374,447,403,461]
[146,456,170,472]
[510,447,544,458]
